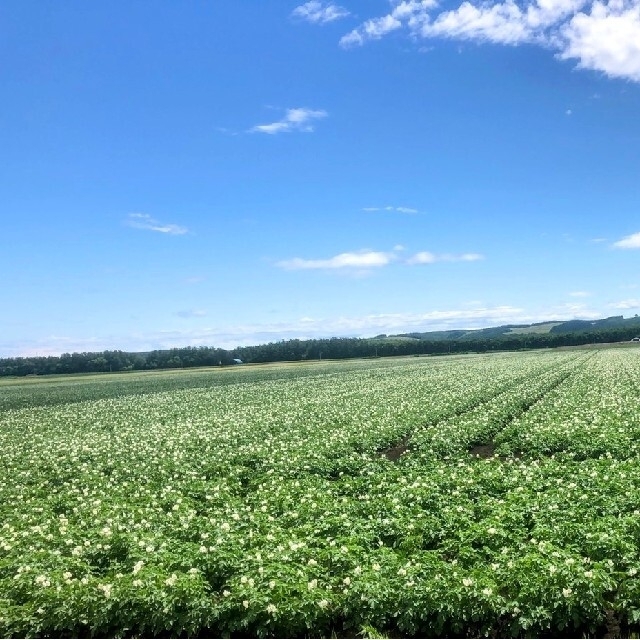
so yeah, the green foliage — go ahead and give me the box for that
[1,350,640,637]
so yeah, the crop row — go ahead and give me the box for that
[1,349,639,637]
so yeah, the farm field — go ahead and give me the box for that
[1,348,640,637]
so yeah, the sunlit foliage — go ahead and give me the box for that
[1,349,639,637]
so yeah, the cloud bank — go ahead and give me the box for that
[6,302,612,357]
[339,0,640,82]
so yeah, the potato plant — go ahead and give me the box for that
[1,349,639,637]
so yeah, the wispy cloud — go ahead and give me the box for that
[277,247,484,271]
[8,301,628,357]
[407,251,484,264]
[340,0,640,83]
[126,213,188,235]
[291,1,350,24]
[277,250,395,270]
[250,108,328,134]
[363,205,419,214]
[609,298,640,309]
[175,309,207,318]
[340,14,404,47]
[613,231,640,249]
[568,290,591,297]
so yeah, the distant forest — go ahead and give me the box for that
[2,318,640,377]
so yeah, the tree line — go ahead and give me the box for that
[2,324,639,377]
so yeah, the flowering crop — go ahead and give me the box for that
[1,349,640,637]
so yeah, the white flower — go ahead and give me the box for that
[164,573,177,587]
[372,563,381,571]
[269,580,276,589]
[308,579,318,590]
[482,588,492,596]
[266,603,277,614]
[562,587,572,598]
[223,590,231,597]
[133,579,143,587]
[462,577,473,587]
[98,583,112,598]
[343,577,351,586]
[242,600,249,609]
[487,527,497,535]
[318,599,329,609]
[221,522,231,532]
[584,570,594,578]
[353,566,362,575]
[132,560,144,575]
[629,568,638,576]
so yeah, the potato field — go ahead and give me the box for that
[2,348,640,637]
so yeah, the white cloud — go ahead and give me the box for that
[407,251,485,263]
[250,107,327,134]
[609,298,640,309]
[407,251,437,264]
[277,247,483,270]
[560,1,640,81]
[423,0,533,44]
[8,302,631,357]
[292,1,350,23]
[363,205,419,213]
[569,290,591,297]
[277,250,395,270]
[340,0,640,82]
[340,15,403,47]
[340,0,438,47]
[126,213,188,235]
[613,231,640,248]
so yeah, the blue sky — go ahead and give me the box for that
[2,0,640,357]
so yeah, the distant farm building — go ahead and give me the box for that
[232,358,244,364]
[632,337,640,342]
